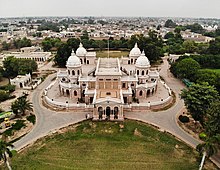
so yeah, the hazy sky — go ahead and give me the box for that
[0,0,219,18]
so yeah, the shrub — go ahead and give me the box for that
[27,114,36,124]
[0,90,10,102]
[3,128,13,136]
[12,120,26,130]
[199,132,207,140]
[179,115,190,123]
[5,84,16,93]
[0,84,15,93]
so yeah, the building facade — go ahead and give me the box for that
[57,43,159,120]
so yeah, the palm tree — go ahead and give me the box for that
[17,95,33,115]
[196,136,218,170]
[11,95,33,116]
[0,140,14,170]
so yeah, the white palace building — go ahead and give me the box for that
[54,43,163,121]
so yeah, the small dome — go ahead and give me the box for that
[76,43,87,56]
[135,51,150,67]
[129,43,141,57]
[66,50,81,67]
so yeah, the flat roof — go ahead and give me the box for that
[95,58,122,76]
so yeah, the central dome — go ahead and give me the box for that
[76,43,87,56]
[135,51,150,67]
[129,43,141,57]
[66,50,81,67]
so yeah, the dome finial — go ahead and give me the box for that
[134,43,138,48]
[79,42,83,47]
[71,49,75,56]
[141,50,145,55]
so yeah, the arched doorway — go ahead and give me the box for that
[98,107,103,120]
[66,89,70,96]
[20,83,23,88]
[139,90,143,96]
[152,88,155,94]
[82,90,85,97]
[114,107,119,119]
[147,89,151,96]
[106,106,111,119]
[74,91,77,96]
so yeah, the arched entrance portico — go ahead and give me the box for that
[114,107,119,119]
[106,106,111,119]
[98,107,103,120]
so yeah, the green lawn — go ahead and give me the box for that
[96,50,129,58]
[205,69,220,74]
[10,120,211,170]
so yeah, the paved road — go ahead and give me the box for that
[14,73,86,151]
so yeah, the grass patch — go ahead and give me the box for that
[10,120,206,170]
[204,69,220,74]
[27,114,36,124]
[96,50,129,58]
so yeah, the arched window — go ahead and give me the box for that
[66,89,70,96]
[131,58,133,64]
[128,60,130,64]
[142,70,144,75]
[68,70,70,75]
[74,91,77,96]
[77,70,80,75]
[72,70,75,75]
[137,70,139,75]
[147,89,151,96]
[146,70,148,75]
[139,90,143,96]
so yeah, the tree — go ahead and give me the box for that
[164,32,175,39]
[3,56,18,78]
[182,40,198,53]
[170,58,200,80]
[67,38,80,51]
[186,23,205,34]
[194,69,220,91]
[3,56,37,78]
[205,101,220,136]
[54,43,72,67]
[207,37,220,55]
[128,31,163,62]
[41,39,53,51]
[80,30,89,40]
[2,41,10,50]
[164,19,177,28]
[13,37,32,49]
[196,136,218,170]
[181,83,219,123]
[11,95,33,116]
[0,140,14,170]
